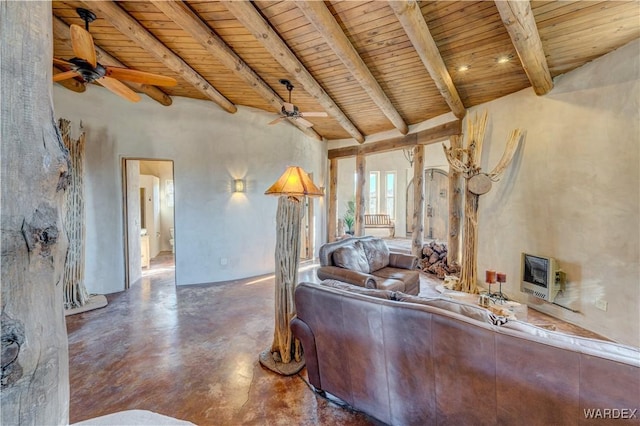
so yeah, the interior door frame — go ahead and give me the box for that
[121,157,176,289]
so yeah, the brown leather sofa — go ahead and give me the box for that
[317,236,419,295]
[291,280,640,425]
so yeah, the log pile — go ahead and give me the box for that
[419,241,460,279]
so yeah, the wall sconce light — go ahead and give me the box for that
[233,178,246,193]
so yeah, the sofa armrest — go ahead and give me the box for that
[389,252,418,270]
[290,317,321,390]
[317,266,376,289]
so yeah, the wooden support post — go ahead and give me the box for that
[411,145,425,258]
[355,153,366,236]
[328,158,338,242]
[1,2,70,422]
[447,134,462,266]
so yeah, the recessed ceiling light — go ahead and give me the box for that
[458,65,470,72]
[497,56,511,64]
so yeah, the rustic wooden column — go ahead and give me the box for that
[1,3,70,424]
[354,153,366,236]
[328,158,338,241]
[411,145,425,257]
[447,134,463,266]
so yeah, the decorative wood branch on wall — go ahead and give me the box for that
[59,119,90,309]
[443,112,523,294]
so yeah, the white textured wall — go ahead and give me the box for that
[54,88,326,293]
[473,40,639,346]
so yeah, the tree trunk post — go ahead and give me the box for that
[328,158,338,241]
[411,145,425,258]
[1,3,71,424]
[447,134,463,267]
[354,153,366,236]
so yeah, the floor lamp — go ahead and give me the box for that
[261,166,322,375]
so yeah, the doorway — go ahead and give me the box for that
[123,159,176,289]
[405,168,449,241]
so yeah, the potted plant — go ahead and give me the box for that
[344,199,355,235]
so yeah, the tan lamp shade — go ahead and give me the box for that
[264,166,323,197]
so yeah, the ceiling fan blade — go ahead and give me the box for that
[268,116,286,125]
[105,67,177,87]
[53,57,73,67]
[97,76,141,102]
[296,117,314,128]
[53,70,81,82]
[70,24,97,67]
[283,102,295,113]
[300,112,328,117]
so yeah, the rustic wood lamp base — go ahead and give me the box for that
[258,348,305,376]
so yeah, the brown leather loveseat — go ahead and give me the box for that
[291,280,640,425]
[317,236,419,295]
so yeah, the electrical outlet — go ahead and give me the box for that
[220,257,228,266]
[595,299,608,311]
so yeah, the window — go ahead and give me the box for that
[368,171,379,213]
[385,172,396,219]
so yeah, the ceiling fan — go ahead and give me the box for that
[269,79,328,127]
[52,8,177,102]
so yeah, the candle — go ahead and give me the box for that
[497,272,507,283]
[486,270,497,283]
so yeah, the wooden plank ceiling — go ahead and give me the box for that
[51,0,640,142]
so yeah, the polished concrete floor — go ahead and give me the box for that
[67,253,381,425]
[67,251,606,425]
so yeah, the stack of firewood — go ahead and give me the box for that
[419,241,460,279]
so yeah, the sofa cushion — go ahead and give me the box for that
[332,242,370,273]
[361,238,390,272]
[374,267,420,295]
[319,279,395,300]
[395,293,500,324]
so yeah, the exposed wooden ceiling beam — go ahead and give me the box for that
[222,0,364,143]
[53,66,86,93]
[295,0,409,136]
[151,0,320,141]
[494,0,553,95]
[388,0,466,119]
[82,1,236,113]
[52,16,172,107]
[328,120,461,159]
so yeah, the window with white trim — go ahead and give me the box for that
[368,171,379,213]
[385,172,396,219]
